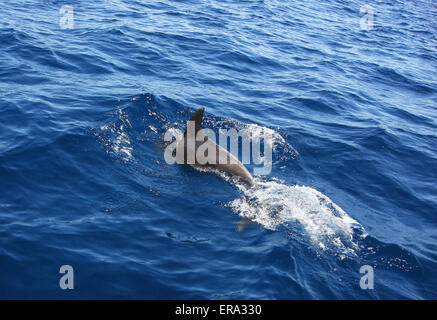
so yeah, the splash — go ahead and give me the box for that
[228,178,367,257]
[241,123,298,171]
[243,123,297,156]
[98,109,133,162]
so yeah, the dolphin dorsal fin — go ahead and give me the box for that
[184,107,205,136]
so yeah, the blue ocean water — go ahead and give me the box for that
[0,0,436,299]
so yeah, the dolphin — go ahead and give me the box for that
[169,107,257,231]
[174,107,255,187]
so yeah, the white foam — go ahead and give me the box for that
[166,127,183,140]
[99,109,133,161]
[244,123,284,143]
[228,178,366,256]
[242,123,298,156]
[112,128,132,160]
[148,125,158,134]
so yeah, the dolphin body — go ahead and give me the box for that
[172,107,256,231]
[175,107,255,187]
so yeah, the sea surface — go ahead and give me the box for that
[0,0,436,299]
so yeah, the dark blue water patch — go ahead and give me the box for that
[372,66,435,95]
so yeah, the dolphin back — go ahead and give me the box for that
[181,107,255,186]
